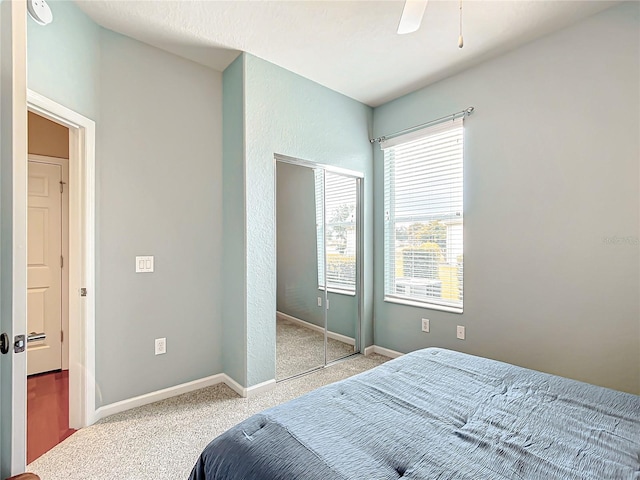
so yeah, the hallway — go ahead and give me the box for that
[27,370,75,463]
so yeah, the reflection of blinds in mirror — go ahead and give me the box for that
[314,169,325,287]
[315,171,357,292]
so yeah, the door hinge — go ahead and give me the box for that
[60,181,66,193]
[60,255,64,268]
[80,287,87,297]
[61,330,64,343]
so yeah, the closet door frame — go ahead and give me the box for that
[274,154,364,370]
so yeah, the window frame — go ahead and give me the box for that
[382,118,464,313]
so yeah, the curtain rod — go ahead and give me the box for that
[369,106,474,144]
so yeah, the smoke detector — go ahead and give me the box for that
[27,0,53,26]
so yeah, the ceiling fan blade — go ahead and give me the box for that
[397,0,429,35]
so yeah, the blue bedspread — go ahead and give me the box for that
[189,348,640,479]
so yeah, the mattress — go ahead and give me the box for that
[189,348,640,480]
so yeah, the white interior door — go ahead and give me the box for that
[27,161,63,375]
[1,0,28,476]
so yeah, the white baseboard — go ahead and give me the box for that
[94,373,227,421]
[276,311,356,347]
[222,374,245,397]
[222,375,276,398]
[363,345,404,359]
[246,378,277,397]
[94,373,278,422]
[93,310,361,423]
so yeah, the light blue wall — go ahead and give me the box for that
[96,29,224,406]
[27,0,99,119]
[372,3,640,394]
[243,54,373,386]
[221,55,247,386]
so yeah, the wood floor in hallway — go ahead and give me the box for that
[27,370,76,464]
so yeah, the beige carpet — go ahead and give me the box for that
[28,353,389,480]
[276,317,355,380]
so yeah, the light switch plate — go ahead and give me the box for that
[136,255,154,273]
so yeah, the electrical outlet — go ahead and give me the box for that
[456,325,465,340]
[155,337,166,355]
[317,296,322,307]
[421,318,430,333]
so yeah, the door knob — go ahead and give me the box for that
[0,332,9,354]
[27,332,46,342]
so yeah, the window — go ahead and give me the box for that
[383,117,463,311]
[315,171,357,293]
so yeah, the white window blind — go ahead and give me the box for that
[383,117,464,311]
[315,171,357,293]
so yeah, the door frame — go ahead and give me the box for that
[26,91,96,431]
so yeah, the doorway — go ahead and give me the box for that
[26,112,74,462]
[275,154,363,381]
[4,90,99,473]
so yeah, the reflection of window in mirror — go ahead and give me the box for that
[315,171,357,295]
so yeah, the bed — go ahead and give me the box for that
[189,348,640,480]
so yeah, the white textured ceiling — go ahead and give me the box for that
[76,0,618,107]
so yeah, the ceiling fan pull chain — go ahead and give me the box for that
[458,0,464,48]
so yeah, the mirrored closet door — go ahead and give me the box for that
[321,171,360,364]
[275,156,362,381]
